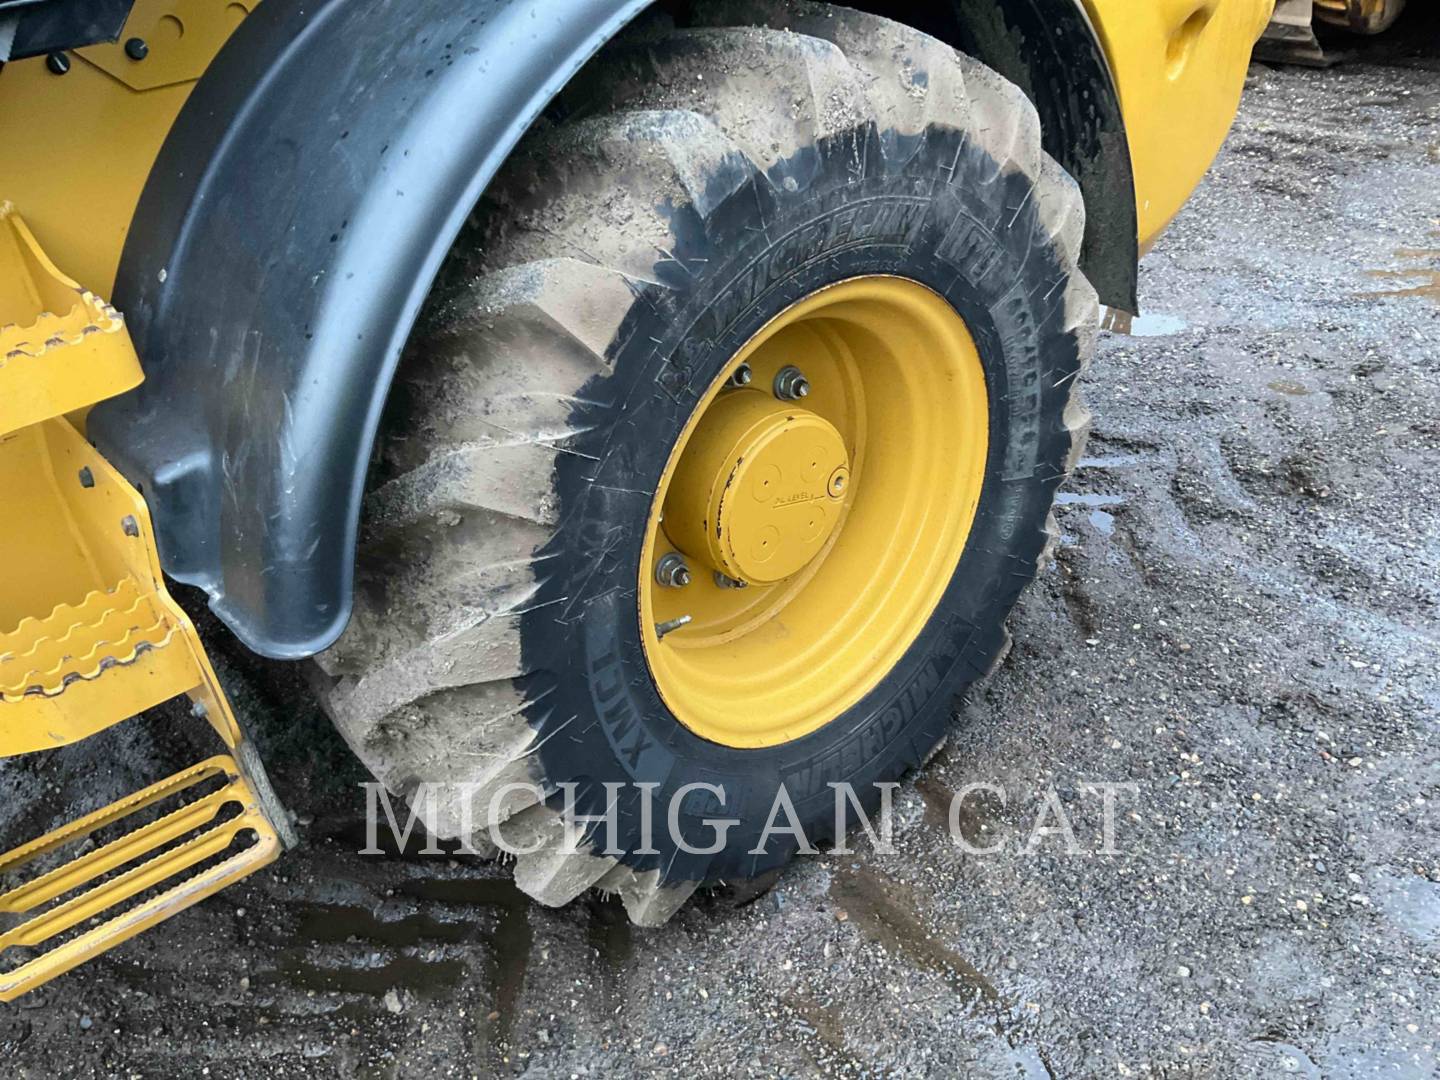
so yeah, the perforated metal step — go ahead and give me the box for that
[0,756,282,1003]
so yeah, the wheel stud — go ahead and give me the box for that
[655,552,692,589]
[773,365,810,401]
[727,363,753,388]
[713,571,748,590]
[655,614,692,639]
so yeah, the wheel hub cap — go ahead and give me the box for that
[663,392,850,586]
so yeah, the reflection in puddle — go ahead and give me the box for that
[279,952,467,1000]
[1103,308,1188,336]
[1130,312,1189,336]
[255,902,475,1005]
[397,877,533,1061]
[296,904,469,948]
[1055,492,1126,509]
[261,876,540,1065]
[1056,492,1124,541]
[1078,454,1147,470]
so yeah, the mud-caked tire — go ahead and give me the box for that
[314,1,1098,925]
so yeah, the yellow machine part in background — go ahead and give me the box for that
[1314,0,1409,33]
[1259,0,1408,65]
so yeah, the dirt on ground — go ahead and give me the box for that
[3,23,1438,1080]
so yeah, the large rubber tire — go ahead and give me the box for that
[313,0,1097,925]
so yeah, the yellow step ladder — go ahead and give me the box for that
[0,203,292,1003]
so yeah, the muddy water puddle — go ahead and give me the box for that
[1267,379,1313,396]
[1103,308,1189,336]
[1056,491,1127,538]
[248,874,540,1065]
[1372,871,1440,946]
[823,866,1059,1070]
[396,876,533,1056]
[276,952,468,1000]
[1362,240,1440,304]
[913,775,1001,847]
[269,903,475,999]
[828,864,1000,1006]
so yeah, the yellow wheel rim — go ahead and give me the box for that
[639,276,989,748]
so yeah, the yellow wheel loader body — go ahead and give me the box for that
[0,0,1268,998]
[0,0,1273,305]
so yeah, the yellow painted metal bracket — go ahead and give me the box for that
[0,416,246,756]
[0,206,143,436]
[0,202,291,1002]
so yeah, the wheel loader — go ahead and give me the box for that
[0,0,1273,1000]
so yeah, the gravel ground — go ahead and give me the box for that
[3,26,1438,1080]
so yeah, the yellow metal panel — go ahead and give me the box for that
[0,2,258,298]
[1084,0,1275,249]
[0,60,192,300]
[81,0,258,90]
[0,426,103,628]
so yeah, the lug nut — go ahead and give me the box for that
[773,365,810,401]
[713,571,749,590]
[727,363,753,388]
[655,552,692,589]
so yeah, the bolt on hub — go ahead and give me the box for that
[655,552,692,589]
[772,365,810,401]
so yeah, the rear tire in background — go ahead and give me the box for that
[313,1,1097,925]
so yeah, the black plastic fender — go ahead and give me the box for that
[92,0,1136,660]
